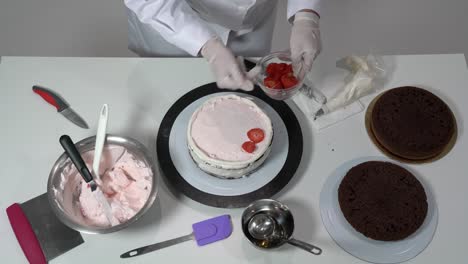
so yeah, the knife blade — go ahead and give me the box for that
[32,85,89,129]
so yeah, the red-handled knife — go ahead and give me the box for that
[32,85,89,129]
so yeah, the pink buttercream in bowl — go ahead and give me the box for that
[48,135,157,234]
[76,147,152,226]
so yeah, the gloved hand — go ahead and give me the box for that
[290,11,321,72]
[201,37,254,91]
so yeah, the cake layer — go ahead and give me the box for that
[189,143,272,179]
[338,161,428,241]
[187,94,273,178]
[371,86,455,160]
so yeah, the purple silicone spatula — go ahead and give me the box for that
[120,215,232,258]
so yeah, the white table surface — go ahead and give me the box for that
[0,54,467,263]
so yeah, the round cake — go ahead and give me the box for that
[187,94,273,179]
[338,161,428,241]
[371,86,455,160]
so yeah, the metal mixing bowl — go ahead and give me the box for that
[47,135,158,234]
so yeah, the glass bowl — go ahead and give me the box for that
[47,135,158,234]
[254,51,307,100]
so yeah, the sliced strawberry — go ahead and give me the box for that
[264,76,283,89]
[285,64,293,74]
[242,141,256,153]
[280,74,299,89]
[282,71,294,77]
[247,128,265,143]
[277,63,287,73]
[266,63,279,76]
[270,70,283,81]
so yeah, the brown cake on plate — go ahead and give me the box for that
[338,161,428,241]
[370,86,455,160]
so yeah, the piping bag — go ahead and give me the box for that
[313,54,387,119]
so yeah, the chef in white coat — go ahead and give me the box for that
[125,0,321,91]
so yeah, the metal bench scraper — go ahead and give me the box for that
[6,193,84,264]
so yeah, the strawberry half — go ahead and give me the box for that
[264,77,283,89]
[277,63,288,73]
[280,73,299,89]
[247,128,265,143]
[242,141,256,153]
[266,63,279,76]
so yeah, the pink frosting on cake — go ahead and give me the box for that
[190,95,272,162]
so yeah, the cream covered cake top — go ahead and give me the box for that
[188,94,273,163]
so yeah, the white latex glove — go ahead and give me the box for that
[201,37,254,91]
[290,11,321,72]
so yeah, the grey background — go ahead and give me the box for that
[0,0,467,60]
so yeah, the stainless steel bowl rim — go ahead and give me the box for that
[47,134,158,234]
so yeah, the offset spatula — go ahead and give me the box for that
[120,215,232,258]
[6,193,84,264]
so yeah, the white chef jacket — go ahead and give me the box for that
[125,0,321,57]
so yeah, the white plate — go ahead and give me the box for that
[320,156,438,264]
[169,92,289,196]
